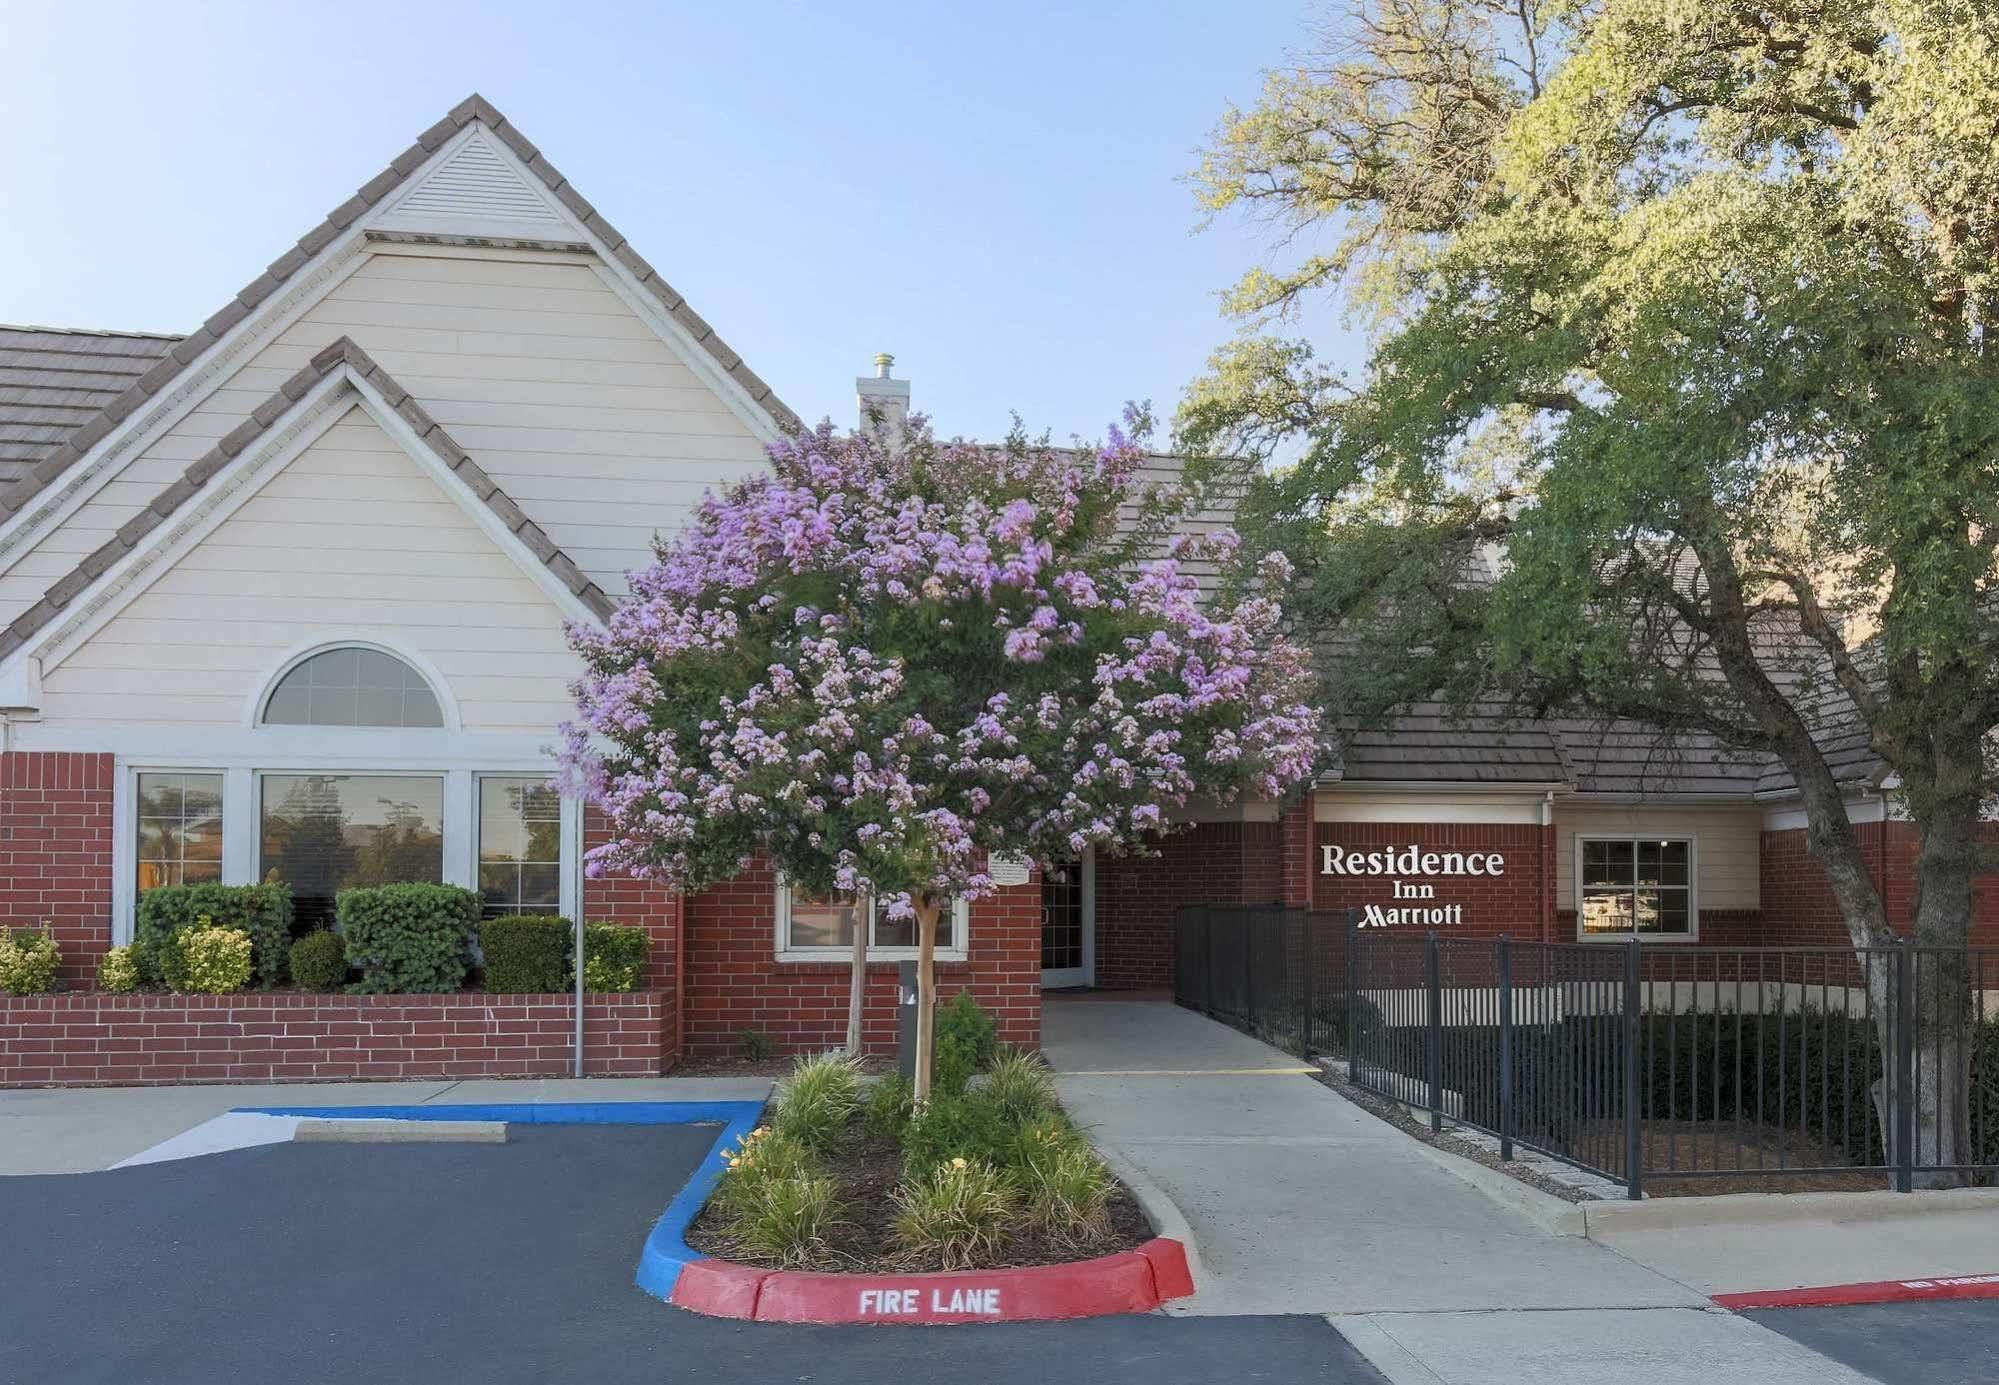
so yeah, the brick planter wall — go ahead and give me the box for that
[0,990,673,1088]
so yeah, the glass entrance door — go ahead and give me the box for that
[1040,854,1092,988]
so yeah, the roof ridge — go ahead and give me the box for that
[0,324,184,341]
[0,336,615,664]
[0,92,798,522]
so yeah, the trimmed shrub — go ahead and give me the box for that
[579,921,648,992]
[287,930,348,992]
[864,1073,916,1142]
[479,914,568,993]
[96,946,140,994]
[1010,1121,1114,1246]
[134,883,292,989]
[983,1046,1058,1124]
[771,1051,864,1155]
[337,883,478,994]
[900,1088,1016,1175]
[933,990,998,1097]
[177,923,252,995]
[891,1158,1018,1269]
[0,927,61,996]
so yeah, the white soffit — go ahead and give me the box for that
[373,130,575,242]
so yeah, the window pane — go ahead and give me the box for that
[1636,840,1690,886]
[263,647,444,728]
[1582,840,1634,887]
[261,774,443,930]
[788,893,859,948]
[1579,888,1634,934]
[1637,889,1691,935]
[136,772,224,902]
[873,905,955,950]
[476,777,561,919]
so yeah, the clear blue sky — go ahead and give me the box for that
[1,0,1350,444]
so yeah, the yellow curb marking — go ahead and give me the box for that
[1058,1067,1319,1077]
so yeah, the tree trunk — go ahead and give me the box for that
[845,908,869,1056]
[1904,805,1980,1184]
[912,896,940,1105]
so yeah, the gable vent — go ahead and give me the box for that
[389,134,565,226]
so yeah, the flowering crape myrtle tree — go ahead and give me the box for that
[562,412,1321,1099]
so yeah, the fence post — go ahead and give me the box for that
[1498,934,1514,1162]
[1426,931,1443,1134]
[1344,908,1359,1070]
[1895,940,1916,1193]
[1298,910,1315,1060]
[1623,937,1643,1201]
[1244,909,1259,1033]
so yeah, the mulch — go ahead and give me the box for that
[684,1116,1155,1274]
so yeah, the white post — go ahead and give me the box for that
[573,913,585,1079]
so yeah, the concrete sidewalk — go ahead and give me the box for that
[0,1075,773,1175]
[1044,997,1882,1384]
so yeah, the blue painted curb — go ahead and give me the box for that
[235,1099,768,1301]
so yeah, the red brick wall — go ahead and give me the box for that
[1095,821,1288,990]
[1312,821,1551,939]
[0,990,671,1088]
[581,806,681,990]
[678,856,1041,1057]
[1,752,114,985]
[1759,822,1999,947]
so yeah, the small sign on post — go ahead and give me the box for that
[897,959,920,1081]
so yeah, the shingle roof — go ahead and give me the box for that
[0,93,800,524]
[1333,700,1570,784]
[0,337,615,663]
[0,327,179,488]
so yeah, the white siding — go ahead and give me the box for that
[1317,788,1548,825]
[0,244,771,626]
[1555,804,1763,912]
[37,406,579,731]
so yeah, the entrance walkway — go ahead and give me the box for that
[1043,996,1880,1384]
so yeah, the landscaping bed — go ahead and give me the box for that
[686,996,1154,1274]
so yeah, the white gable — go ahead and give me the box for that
[375,130,571,239]
[37,403,579,732]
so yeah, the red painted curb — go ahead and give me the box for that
[671,1236,1194,1324]
[1714,1272,1999,1311]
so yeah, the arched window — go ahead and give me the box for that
[261,646,444,728]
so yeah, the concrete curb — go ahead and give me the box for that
[293,1118,505,1144]
[1090,1139,1209,1292]
[1713,1271,1999,1310]
[672,1238,1194,1324]
[1579,1184,1999,1234]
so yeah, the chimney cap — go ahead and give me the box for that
[872,352,895,379]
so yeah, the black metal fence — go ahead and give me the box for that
[1173,905,1999,1195]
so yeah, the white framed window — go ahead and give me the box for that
[477,775,562,918]
[135,771,225,892]
[775,885,970,962]
[1576,836,1697,940]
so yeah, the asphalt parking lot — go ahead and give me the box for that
[0,1122,1384,1385]
[1745,1300,1999,1385]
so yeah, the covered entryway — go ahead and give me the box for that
[1040,853,1095,988]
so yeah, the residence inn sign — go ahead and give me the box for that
[1321,844,1506,928]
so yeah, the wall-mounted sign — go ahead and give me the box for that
[986,854,1032,887]
[1320,843,1506,928]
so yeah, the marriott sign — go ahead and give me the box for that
[1319,843,1506,928]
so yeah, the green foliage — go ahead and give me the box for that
[96,946,139,994]
[737,1028,778,1061]
[1186,0,1999,960]
[176,923,252,995]
[335,883,478,994]
[891,1158,1020,1270]
[712,1125,841,1268]
[900,1088,1018,1175]
[134,883,292,989]
[1010,1121,1115,1246]
[478,915,568,993]
[983,1046,1058,1124]
[286,931,348,993]
[0,927,60,996]
[933,990,998,1097]
[864,1073,916,1142]
[578,921,648,992]
[770,1050,865,1156]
